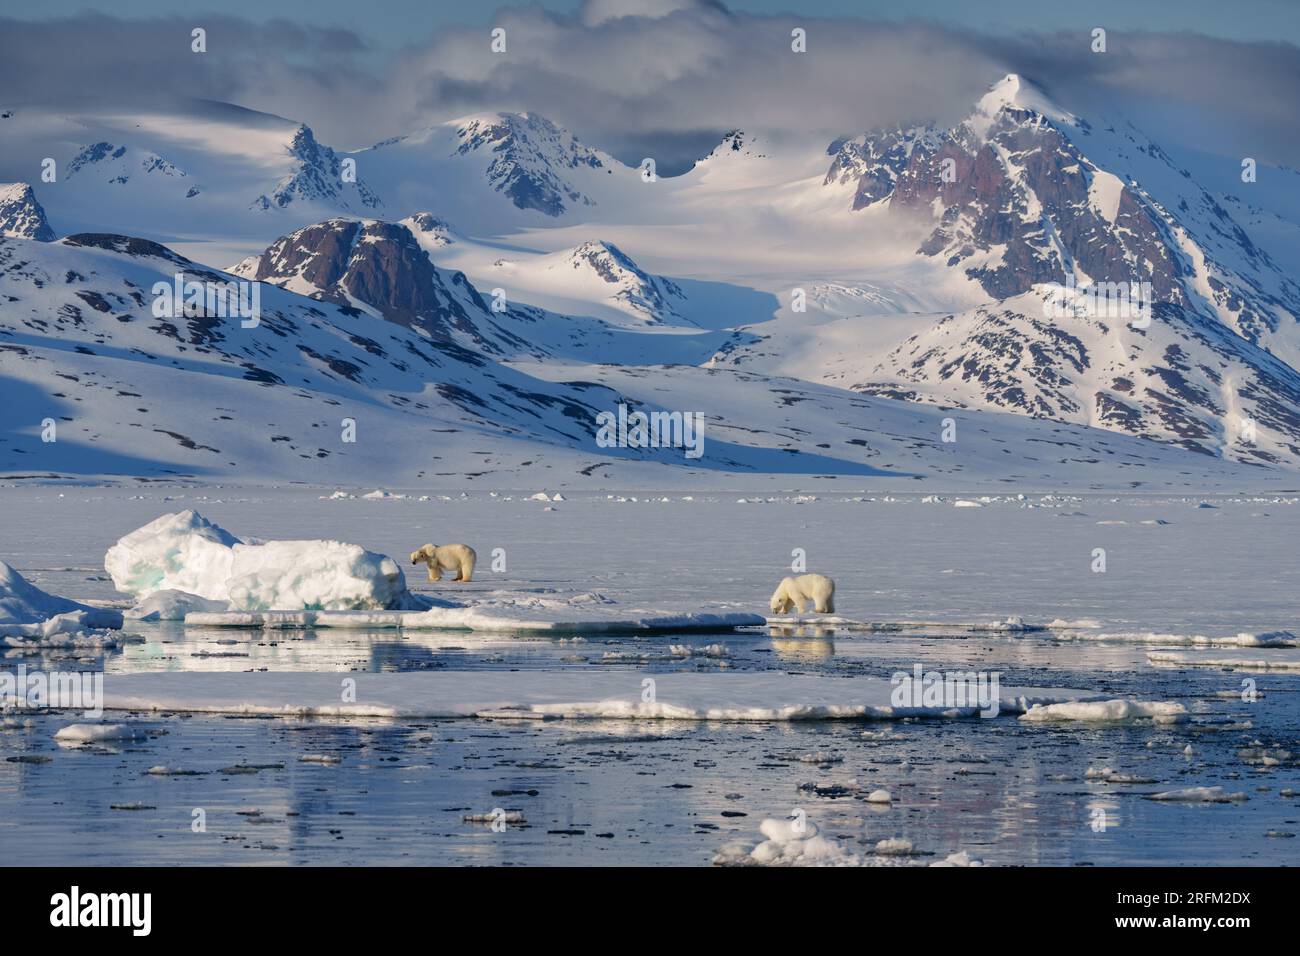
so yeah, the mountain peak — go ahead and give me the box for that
[0,182,56,241]
[968,73,1073,137]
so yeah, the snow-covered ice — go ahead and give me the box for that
[125,589,228,621]
[185,593,763,634]
[105,510,418,610]
[1020,699,1188,723]
[0,560,122,641]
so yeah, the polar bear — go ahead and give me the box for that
[769,573,835,615]
[410,543,477,583]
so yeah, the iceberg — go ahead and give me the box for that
[105,511,417,611]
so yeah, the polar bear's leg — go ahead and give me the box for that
[426,560,441,583]
[814,595,834,614]
[459,551,475,583]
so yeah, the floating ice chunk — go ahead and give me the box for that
[669,643,729,658]
[125,589,228,621]
[715,817,867,867]
[1020,699,1188,723]
[0,561,122,632]
[54,723,150,745]
[1146,787,1248,803]
[865,789,893,804]
[299,754,341,765]
[874,837,913,855]
[528,492,551,501]
[105,511,418,610]
[790,751,842,764]
[953,500,982,508]
[463,810,525,824]
[931,851,985,867]
[104,510,241,600]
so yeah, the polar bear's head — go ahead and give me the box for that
[769,582,794,614]
[411,544,437,564]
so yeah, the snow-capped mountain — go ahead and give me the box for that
[0,102,386,263]
[66,140,195,195]
[484,240,695,326]
[6,229,1263,488]
[5,75,1300,483]
[0,231,670,482]
[230,216,506,351]
[826,75,1300,353]
[0,183,55,241]
[354,112,627,231]
[713,74,1300,466]
[253,125,382,214]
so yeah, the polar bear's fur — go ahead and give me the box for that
[769,573,835,615]
[410,543,477,583]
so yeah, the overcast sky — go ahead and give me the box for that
[3,0,1297,173]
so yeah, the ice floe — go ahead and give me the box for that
[104,510,418,610]
[0,560,123,643]
[33,671,1101,722]
[1148,649,1300,671]
[53,722,154,745]
[1020,699,1188,723]
[1065,630,1298,647]
[125,589,228,622]
[185,598,763,634]
[1145,786,1249,803]
[714,817,863,867]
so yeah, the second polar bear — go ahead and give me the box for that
[411,543,477,583]
[769,573,836,615]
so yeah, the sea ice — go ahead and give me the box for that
[105,510,418,611]
[1020,699,1188,723]
[1145,787,1248,803]
[125,589,229,621]
[1148,649,1300,671]
[0,561,123,640]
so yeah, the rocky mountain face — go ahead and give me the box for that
[229,217,528,355]
[454,113,607,216]
[799,74,1300,465]
[0,231,656,480]
[0,183,55,240]
[254,125,382,213]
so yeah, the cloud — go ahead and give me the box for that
[1,3,1297,174]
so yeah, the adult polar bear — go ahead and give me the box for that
[411,543,477,583]
[769,573,835,615]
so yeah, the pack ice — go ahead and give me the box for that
[0,560,123,639]
[104,510,418,611]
